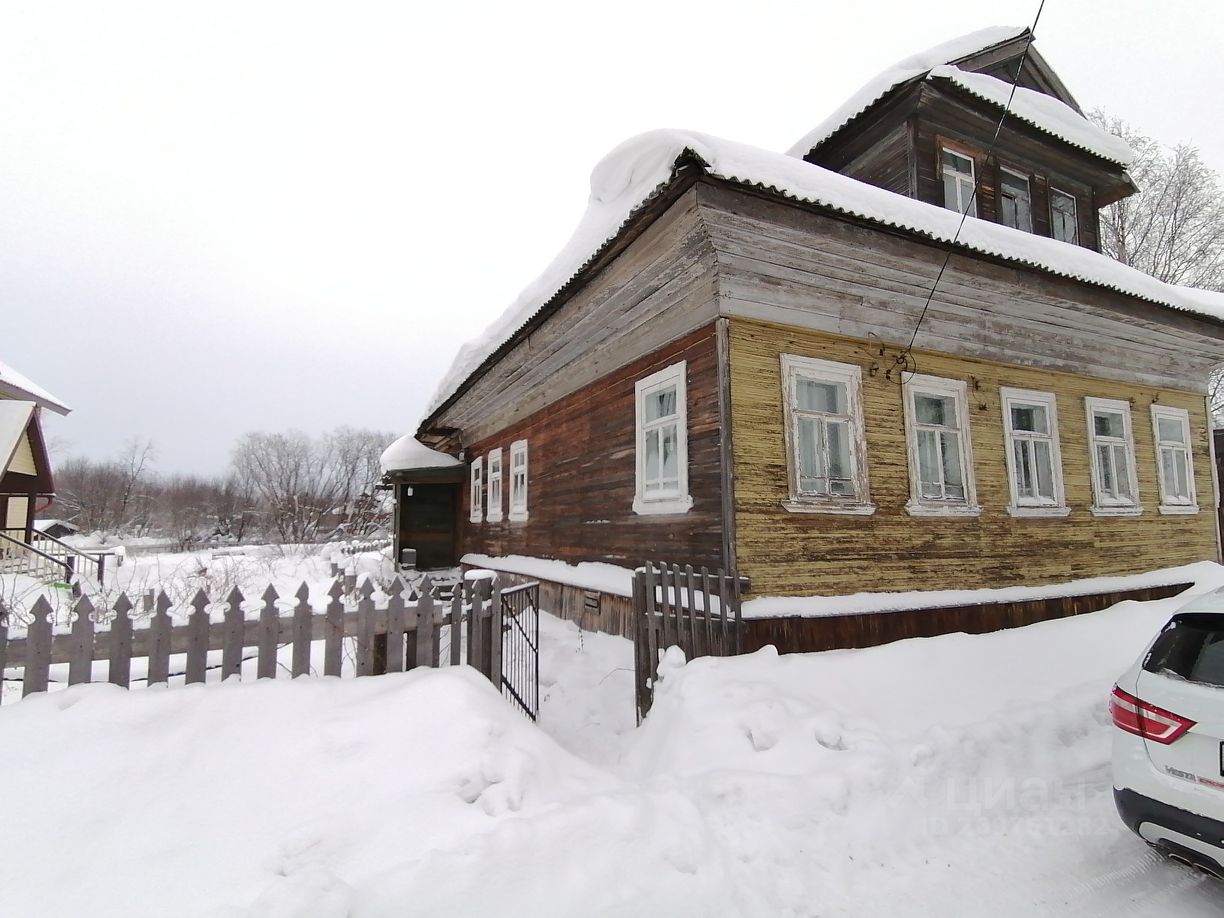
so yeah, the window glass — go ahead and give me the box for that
[1051,189,1078,244]
[1087,399,1138,509]
[904,376,975,511]
[634,362,691,514]
[1002,390,1065,512]
[941,149,977,217]
[999,171,1032,232]
[797,379,845,414]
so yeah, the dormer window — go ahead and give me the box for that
[1050,189,1078,244]
[941,148,977,217]
[999,169,1032,232]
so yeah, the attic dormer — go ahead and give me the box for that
[788,27,1137,253]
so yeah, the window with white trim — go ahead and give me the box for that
[469,457,483,523]
[509,439,529,521]
[999,169,1032,233]
[1086,397,1141,515]
[941,148,977,217]
[1050,189,1078,244]
[486,448,503,522]
[780,354,873,514]
[1151,405,1198,513]
[633,361,692,515]
[1001,388,1069,517]
[902,374,979,516]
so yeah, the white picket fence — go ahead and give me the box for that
[0,575,505,702]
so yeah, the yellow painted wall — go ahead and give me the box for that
[5,496,28,532]
[729,317,1219,596]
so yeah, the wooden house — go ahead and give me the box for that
[0,359,70,546]
[385,27,1224,646]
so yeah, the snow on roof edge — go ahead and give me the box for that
[380,434,464,474]
[0,359,71,415]
[927,65,1132,167]
[784,25,1029,159]
[422,129,1224,428]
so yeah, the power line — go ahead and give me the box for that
[890,0,1049,380]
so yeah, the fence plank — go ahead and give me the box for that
[718,572,730,656]
[644,563,659,691]
[324,579,344,677]
[701,567,715,659]
[0,601,8,704]
[222,587,244,681]
[489,581,502,689]
[109,594,134,689]
[416,586,436,669]
[186,589,211,684]
[356,579,376,677]
[148,592,172,685]
[23,596,52,696]
[449,590,462,667]
[68,595,96,686]
[685,564,699,658]
[385,578,406,674]
[291,582,312,677]
[258,585,279,680]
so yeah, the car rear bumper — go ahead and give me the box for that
[1114,787,1224,876]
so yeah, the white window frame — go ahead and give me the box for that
[1085,396,1142,516]
[780,354,874,515]
[486,448,503,522]
[1050,188,1079,244]
[469,456,483,523]
[509,439,529,522]
[999,167,1032,233]
[633,360,693,516]
[1150,405,1198,514]
[941,147,977,218]
[902,374,980,517]
[1000,387,1070,518]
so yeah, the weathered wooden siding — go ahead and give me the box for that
[460,325,724,572]
[729,316,1219,597]
[697,181,1222,392]
[436,185,721,444]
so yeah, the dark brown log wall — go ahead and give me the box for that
[460,324,724,572]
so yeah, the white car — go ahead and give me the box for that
[1112,594,1224,877]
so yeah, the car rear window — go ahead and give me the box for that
[1145,613,1224,688]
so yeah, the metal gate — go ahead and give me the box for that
[499,581,539,720]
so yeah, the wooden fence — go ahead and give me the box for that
[0,575,504,702]
[632,561,744,721]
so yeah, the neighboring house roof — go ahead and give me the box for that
[380,435,464,473]
[925,65,1132,166]
[33,519,79,534]
[0,359,71,415]
[785,25,1031,159]
[422,129,1224,424]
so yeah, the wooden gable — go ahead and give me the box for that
[950,34,1082,113]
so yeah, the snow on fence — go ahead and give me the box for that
[633,561,745,721]
[0,575,507,703]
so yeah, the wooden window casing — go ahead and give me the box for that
[1151,405,1198,514]
[633,360,693,516]
[1000,387,1070,518]
[469,457,483,524]
[509,439,529,522]
[940,146,978,218]
[999,167,1033,233]
[902,374,980,517]
[1085,396,1142,516]
[1050,188,1079,244]
[780,354,874,515]
[486,448,503,522]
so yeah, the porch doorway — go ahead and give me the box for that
[396,482,459,570]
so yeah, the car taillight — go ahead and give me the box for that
[1110,685,1196,744]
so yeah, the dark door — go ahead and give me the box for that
[399,483,458,569]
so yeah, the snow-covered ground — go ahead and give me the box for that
[2,555,1223,915]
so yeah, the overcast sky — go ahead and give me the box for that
[3,0,1221,476]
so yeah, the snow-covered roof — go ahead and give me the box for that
[33,519,78,533]
[0,359,70,415]
[380,434,463,474]
[423,129,1224,422]
[926,66,1132,166]
[0,400,37,474]
[785,25,1029,158]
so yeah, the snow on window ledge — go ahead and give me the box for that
[781,499,876,516]
[508,510,530,523]
[1090,505,1144,518]
[632,495,694,516]
[1006,504,1072,519]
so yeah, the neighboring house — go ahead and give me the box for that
[33,519,80,540]
[0,359,70,545]
[385,27,1224,638]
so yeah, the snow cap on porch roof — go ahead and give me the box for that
[421,128,1224,423]
[0,358,71,416]
[380,434,463,474]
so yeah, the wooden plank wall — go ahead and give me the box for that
[728,316,1219,597]
[459,325,725,573]
[743,582,1194,653]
